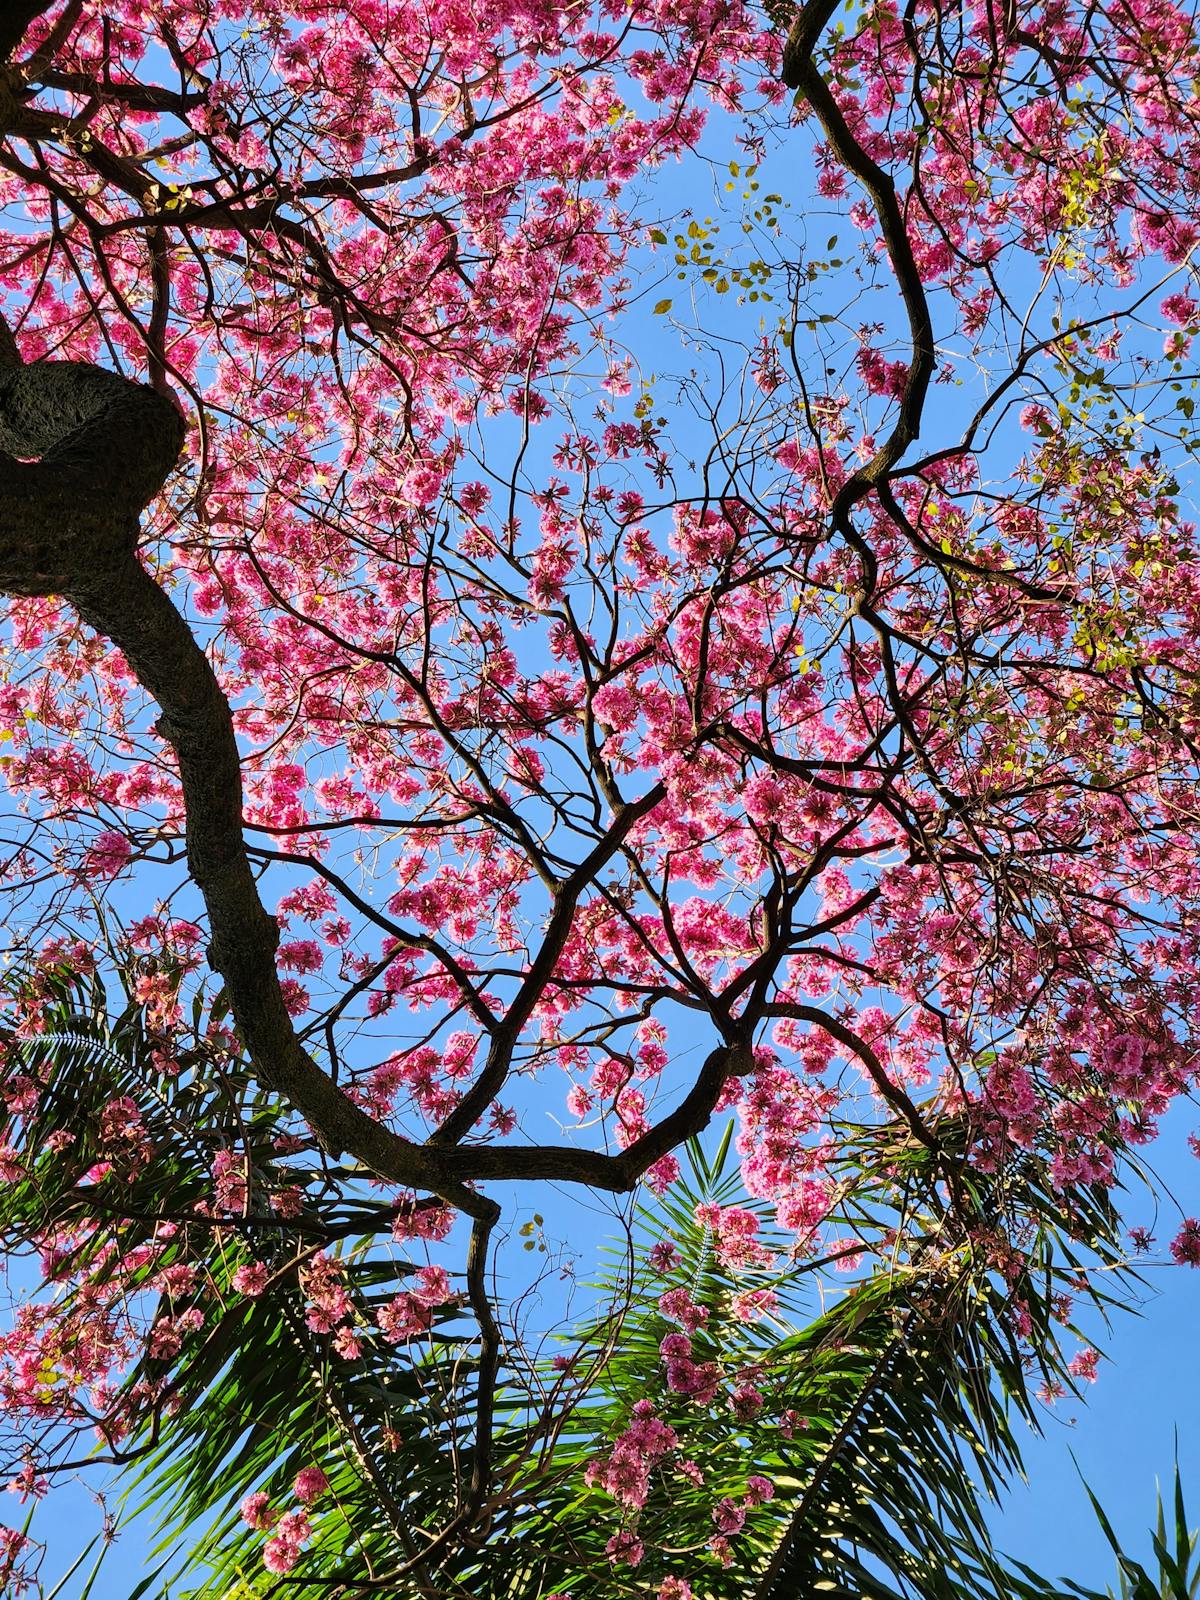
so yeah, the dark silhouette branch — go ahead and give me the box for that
[783,0,935,504]
[0,2,52,64]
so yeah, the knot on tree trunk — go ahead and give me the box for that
[0,362,185,596]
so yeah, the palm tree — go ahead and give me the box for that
[0,964,1158,1600]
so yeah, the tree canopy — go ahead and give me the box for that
[0,0,1198,1594]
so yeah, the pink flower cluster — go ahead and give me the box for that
[1067,1348,1100,1384]
[659,1331,719,1404]
[300,1253,353,1335]
[240,1469,328,1573]
[232,1261,268,1297]
[263,1510,312,1574]
[212,1150,249,1214]
[657,1288,709,1332]
[694,1202,772,1270]
[1170,1219,1200,1265]
[377,1265,457,1343]
[585,1400,678,1509]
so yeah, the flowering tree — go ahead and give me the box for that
[0,0,1199,1592]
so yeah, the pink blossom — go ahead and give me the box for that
[648,1239,681,1273]
[1068,1348,1100,1383]
[566,1083,593,1119]
[729,1380,765,1421]
[410,1264,454,1307]
[83,831,133,880]
[646,1153,681,1192]
[240,1491,275,1531]
[586,1402,678,1510]
[694,1203,771,1270]
[1161,291,1198,325]
[232,1262,268,1297]
[1170,1219,1200,1265]
[333,1326,363,1360]
[278,939,324,974]
[605,1530,644,1567]
[657,1289,708,1332]
[709,1534,734,1566]
[293,1466,329,1505]
[212,1151,248,1214]
[712,1496,747,1534]
[262,1535,300,1573]
[391,1198,454,1243]
[378,1293,432,1342]
[730,1288,778,1323]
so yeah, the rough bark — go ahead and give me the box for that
[0,362,185,594]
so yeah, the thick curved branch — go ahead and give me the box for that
[74,559,508,1215]
[0,362,185,589]
[783,1,934,501]
[454,1039,754,1187]
[762,1002,943,1159]
[0,360,760,1221]
[0,359,483,1214]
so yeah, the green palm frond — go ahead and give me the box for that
[1005,1465,1200,1600]
[0,965,491,1599]
[6,976,1147,1600]
[747,1113,1139,1600]
[125,1284,481,1599]
[436,1109,1141,1600]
